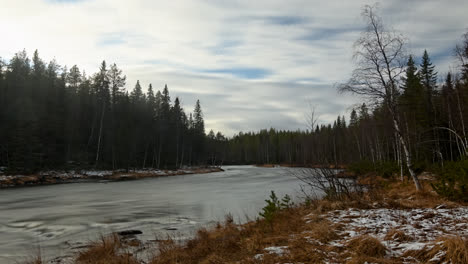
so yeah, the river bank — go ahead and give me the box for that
[0,167,223,188]
[1,166,304,264]
[50,176,468,264]
[255,163,347,169]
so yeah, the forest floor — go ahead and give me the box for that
[0,167,223,188]
[28,175,468,264]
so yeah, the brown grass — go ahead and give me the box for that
[304,219,339,243]
[347,235,387,258]
[383,180,462,209]
[384,228,413,242]
[151,208,308,264]
[76,234,139,264]
[404,236,468,263]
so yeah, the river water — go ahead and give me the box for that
[0,166,307,263]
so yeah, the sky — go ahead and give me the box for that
[1,0,467,136]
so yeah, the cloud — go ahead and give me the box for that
[241,15,309,26]
[46,0,86,3]
[1,0,467,136]
[199,67,272,79]
[97,32,127,46]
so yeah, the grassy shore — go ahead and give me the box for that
[28,175,468,264]
[0,167,223,188]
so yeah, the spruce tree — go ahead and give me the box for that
[107,63,126,109]
[420,50,437,88]
[194,99,205,136]
[420,50,438,119]
[400,55,427,130]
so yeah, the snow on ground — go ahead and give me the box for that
[264,246,289,255]
[307,206,468,258]
[1,167,222,188]
[81,170,114,177]
[0,175,13,181]
[131,169,166,175]
[255,246,289,260]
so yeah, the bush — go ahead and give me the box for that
[293,168,365,201]
[431,160,468,201]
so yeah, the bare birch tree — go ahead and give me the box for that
[339,5,422,190]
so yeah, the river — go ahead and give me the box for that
[0,166,308,263]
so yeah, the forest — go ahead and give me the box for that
[1,28,468,177]
[0,53,206,172]
[207,32,468,173]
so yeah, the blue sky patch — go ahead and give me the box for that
[263,16,307,26]
[201,67,272,79]
[298,27,361,42]
[209,39,242,55]
[97,33,126,46]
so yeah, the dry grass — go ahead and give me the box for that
[304,219,339,243]
[347,235,387,258]
[76,234,139,264]
[151,209,308,264]
[384,228,413,242]
[404,236,468,263]
[383,180,461,209]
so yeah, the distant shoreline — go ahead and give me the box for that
[255,163,346,169]
[0,166,224,189]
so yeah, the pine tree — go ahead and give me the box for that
[420,50,438,122]
[130,80,143,103]
[107,63,126,109]
[358,103,369,120]
[420,50,438,90]
[67,65,82,91]
[420,50,441,162]
[194,99,205,136]
[192,100,205,164]
[93,61,110,166]
[147,84,156,113]
[350,109,358,127]
[400,55,427,130]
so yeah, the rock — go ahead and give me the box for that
[164,227,178,231]
[118,230,143,236]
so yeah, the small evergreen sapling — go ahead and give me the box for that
[259,191,294,224]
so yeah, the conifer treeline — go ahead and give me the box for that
[208,34,468,168]
[0,50,207,172]
[1,31,467,172]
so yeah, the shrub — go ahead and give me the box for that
[293,168,365,201]
[431,160,468,201]
[259,191,293,224]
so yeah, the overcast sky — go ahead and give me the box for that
[1,0,467,136]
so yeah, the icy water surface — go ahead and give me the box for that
[0,166,305,263]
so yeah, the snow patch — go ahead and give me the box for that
[82,170,113,177]
[263,246,288,256]
[312,206,468,258]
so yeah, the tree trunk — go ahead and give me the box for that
[142,143,148,169]
[393,117,422,191]
[95,102,105,167]
[179,142,185,169]
[456,88,468,147]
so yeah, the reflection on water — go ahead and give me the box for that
[0,166,305,263]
